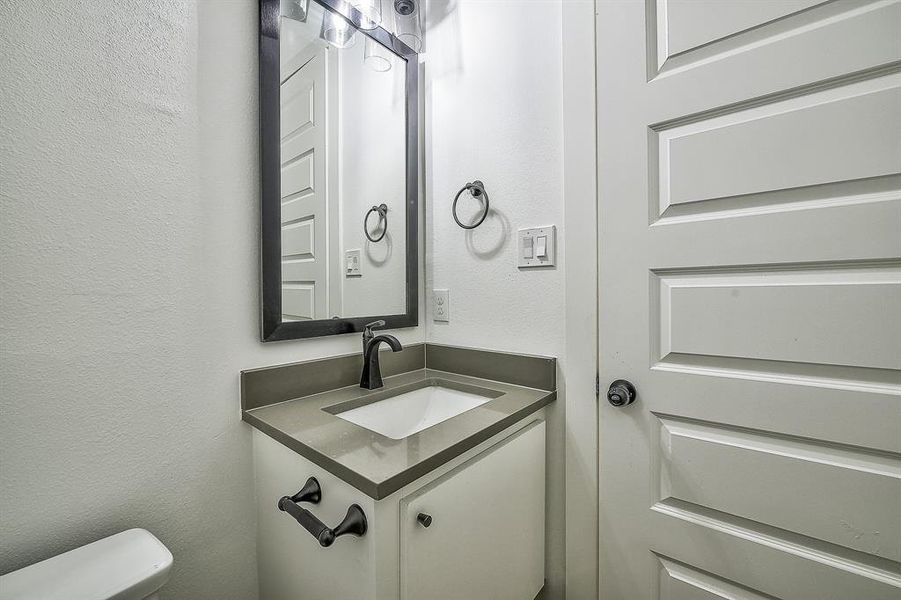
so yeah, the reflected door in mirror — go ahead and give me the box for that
[280,47,329,320]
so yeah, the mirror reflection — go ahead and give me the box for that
[278,0,407,322]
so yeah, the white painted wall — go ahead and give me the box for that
[423,1,567,597]
[424,0,565,353]
[0,2,422,599]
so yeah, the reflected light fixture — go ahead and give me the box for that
[320,10,357,48]
[350,0,381,30]
[363,0,393,71]
[392,0,422,52]
[281,0,309,22]
[364,37,392,72]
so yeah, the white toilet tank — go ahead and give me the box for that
[0,528,172,600]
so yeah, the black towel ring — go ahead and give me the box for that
[364,204,388,242]
[452,180,490,229]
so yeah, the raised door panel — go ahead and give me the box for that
[657,415,901,562]
[655,265,901,370]
[280,217,314,259]
[280,67,314,140]
[648,1,901,113]
[657,0,825,63]
[280,151,314,199]
[655,73,901,215]
[281,283,315,321]
[656,555,779,600]
[400,421,545,600]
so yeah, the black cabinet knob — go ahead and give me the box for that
[417,513,432,528]
[606,379,636,407]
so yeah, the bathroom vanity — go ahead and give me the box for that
[248,0,556,595]
[242,344,555,600]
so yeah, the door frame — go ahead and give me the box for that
[562,1,599,598]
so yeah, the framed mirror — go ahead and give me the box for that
[260,0,419,341]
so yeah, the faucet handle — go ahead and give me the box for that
[362,320,386,354]
[364,320,386,335]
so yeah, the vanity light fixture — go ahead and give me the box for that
[320,9,357,48]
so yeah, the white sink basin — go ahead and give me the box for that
[331,381,499,440]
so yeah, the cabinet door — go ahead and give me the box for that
[253,430,375,600]
[400,421,545,600]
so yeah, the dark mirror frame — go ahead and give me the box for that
[259,0,420,342]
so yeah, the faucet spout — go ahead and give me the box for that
[360,334,403,390]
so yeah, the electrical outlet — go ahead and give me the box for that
[433,289,449,322]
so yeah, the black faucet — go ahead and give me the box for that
[360,334,403,390]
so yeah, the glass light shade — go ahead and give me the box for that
[320,10,357,48]
[350,0,381,30]
[392,2,422,53]
[281,0,308,22]
[364,38,392,72]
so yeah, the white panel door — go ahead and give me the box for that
[280,46,328,321]
[597,1,901,598]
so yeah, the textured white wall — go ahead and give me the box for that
[1,0,568,596]
[424,0,565,354]
[423,1,566,597]
[0,1,422,598]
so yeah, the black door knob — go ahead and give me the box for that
[606,380,636,407]
[417,513,432,528]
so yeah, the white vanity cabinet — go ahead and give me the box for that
[400,421,545,599]
[253,419,546,600]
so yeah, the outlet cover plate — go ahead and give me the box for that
[345,249,362,277]
[433,289,449,322]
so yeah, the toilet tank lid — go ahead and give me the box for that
[0,528,173,600]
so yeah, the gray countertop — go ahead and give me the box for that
[243,368,555,499]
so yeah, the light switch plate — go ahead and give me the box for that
[433,289,449,322]
[345,249,362,277]
[517,226,556,268]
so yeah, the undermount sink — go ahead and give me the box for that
[326,379,503,440]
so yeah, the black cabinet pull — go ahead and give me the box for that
[416,512,432,528]
[277,478,367,547]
